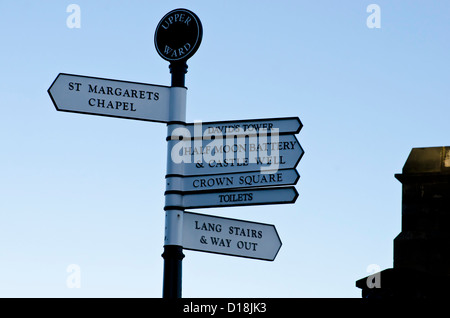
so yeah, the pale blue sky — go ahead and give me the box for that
[1,1,449,297]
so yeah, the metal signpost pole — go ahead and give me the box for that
[155,8,203,299]
[162,61,188,299]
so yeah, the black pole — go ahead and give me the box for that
[169,61,188,87]
[162,60,188,299]
[162,244,185,299]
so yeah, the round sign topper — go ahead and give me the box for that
[154,8,203,62]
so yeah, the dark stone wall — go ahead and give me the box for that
[356,146,450,298]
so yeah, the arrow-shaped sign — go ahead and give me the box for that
[166,169,300,192]
[183,212,282,261]
[168,134,304,176]
[48,73,171,123]
[165,186,298,209]
[171,117,302,138]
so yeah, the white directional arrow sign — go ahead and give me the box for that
[168,134,304,176]
[48,73,171,123]
[166,169,300,192]
[171,117,302,138]
[165,186,298,209]
[183,212,282,261]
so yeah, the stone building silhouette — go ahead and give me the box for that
[357,146,450,298]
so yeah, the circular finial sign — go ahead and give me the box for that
[154,8,203,62]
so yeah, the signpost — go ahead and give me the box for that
[166,187,298,210]
[168,133,304,176]
[155,8,204,300]
[49,7,305,299]
[154,9,203,62]
[183,212,282,261]
[48,73,171,123]
[166,169,300,192]
[171,117,303,138]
